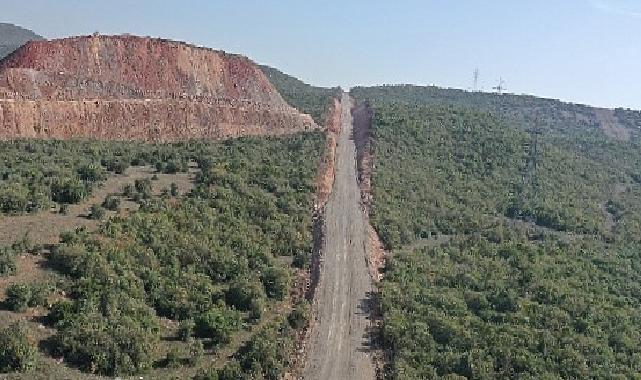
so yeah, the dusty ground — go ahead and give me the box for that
[595,108,631,141]
[302,93,376,380]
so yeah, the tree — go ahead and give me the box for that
[0,322,36,373]
[51,179,86,204]
[5,283,48,312]
[194,307,242,346]
[0,183,29,214]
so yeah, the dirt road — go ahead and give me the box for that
[303,93,376,380]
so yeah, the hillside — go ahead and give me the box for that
[260,65,341,125]
[0,23,43,60]
[351,85,641,379]
[0,34,316,141]
[353,85,641,141]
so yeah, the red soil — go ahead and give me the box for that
[0,34,316,141]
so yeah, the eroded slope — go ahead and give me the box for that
[0,35,316,141]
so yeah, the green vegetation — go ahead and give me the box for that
[352,85,641,379]
[0,322,36,373]
[194,319,297,380]
[5,283,49,312]
[15,133,322,376]
[0,236,37,277]
[0,140,195,215]
[101,194,121,211]
[88,204,106,220]
[260,65,341,125]
[351,85,641,140]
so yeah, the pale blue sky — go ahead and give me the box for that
[2,0,640,109]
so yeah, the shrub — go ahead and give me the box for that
[178,319,195,341]
[170,182,179,196]
[187,338,204,366]
[134,178,152,199]
[102,195,121,211]
[194,307,242,346]
[105,159,129,174]
[88,204,106,220]
[235,326,292,380]
[5,283,49,312]
[165,346,182,368]
[0,184,29,214]
[54,308,159,376]
[261,266,290,300]
[0,247,17,277]
[293,251,310,269]
[194,368,221,380]
[225,277,266,312]
[287,302,311,329]
[47,299,75,327]
[77,163,106,182]
[163,160,181,174]
[217,361,243,380]
[0,322,36,373]
[122,183,135,198]
[58,204,69,215]
[249,297,265,322]
[51,179,86,204]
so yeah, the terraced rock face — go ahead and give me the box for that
[0,34,316,141]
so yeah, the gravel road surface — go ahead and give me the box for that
[302,93,376,380]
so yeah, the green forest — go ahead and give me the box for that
[352,85,641,379]
[0,133,324,379]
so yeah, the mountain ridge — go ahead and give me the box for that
[0,22,44,60]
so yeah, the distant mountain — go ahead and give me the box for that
[0,22,44,59]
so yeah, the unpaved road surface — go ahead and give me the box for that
[303,93,376,380]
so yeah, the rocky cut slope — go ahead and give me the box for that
[0,34,316,141]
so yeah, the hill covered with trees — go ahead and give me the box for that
[352,85,641,379]
[260,65,341,125]
[0,23,43,59]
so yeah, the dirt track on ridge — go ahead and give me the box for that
[302,93,376,380]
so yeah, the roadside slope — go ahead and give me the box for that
[303,93,376,380]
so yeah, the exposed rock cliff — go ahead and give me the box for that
[0,34,316,141]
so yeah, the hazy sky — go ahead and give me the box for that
[2,0,640,109]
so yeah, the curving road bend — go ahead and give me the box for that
[303,93,376,380]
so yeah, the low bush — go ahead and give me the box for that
[0,322,36,373]
[88,204,106,220]
[194,307,242,346]
[0,247,17,277]
[102,195,121,211]
[5,283,49,312]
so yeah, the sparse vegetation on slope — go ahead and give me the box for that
[0,140,193,215]
[352,85,641,379]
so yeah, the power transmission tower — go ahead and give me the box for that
[473,68,480,91]
[493,77,506,94]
